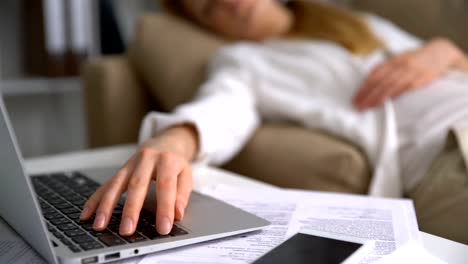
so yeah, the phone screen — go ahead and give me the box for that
[253,233,363,264]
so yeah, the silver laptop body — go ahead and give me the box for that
[0,91,269,264]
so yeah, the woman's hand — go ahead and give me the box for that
[353,38,467,111]
[79,124,199,236]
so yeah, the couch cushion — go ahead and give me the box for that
[129,13,225,111]
[223,123,372,194]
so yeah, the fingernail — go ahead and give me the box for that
[158,217,171,235]
[80,207,89,220]
[120,217,134,235]
[94,213,106,229]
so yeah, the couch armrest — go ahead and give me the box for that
[82,56,150,148]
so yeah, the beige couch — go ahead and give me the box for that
[82,1,467,194]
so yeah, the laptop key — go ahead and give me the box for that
[31,177,40,183]
[66,192,83,199]
[170,225,188,237]
[57,223,78,231]
[45,212,63,220]
[108,217,120,226]
[55,186,73,197]
[79,223,94,231]
[81,190,95,198]
[36,175,52,182]
[67,212,81,221]
[68,245,81,253]
[74,186,91,193]
[72,235,95,244]
[60,238,74,246]
[54,203,73,210]
[70,172,90,183]
[50,218,69,225]
[41,207,56,215]
[90,230,112,237]
[75,217,94,224]
[43,193,61,201]
[123,233,148,243]
[53,231,64,239]
[61,207,80,215]
[137,216,150,225]
[141,227,163,240]
[51,173,69,182]
[80,241,104,251]
[107,224,120,233]
[136,223,149,233]
[48,197,66,205]
[99,234,127,246]
[140,210,155,221]
[65,229,86,237]
[70,198,86,207]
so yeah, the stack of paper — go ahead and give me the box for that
[374,241,446,264]
[140,185,422,264]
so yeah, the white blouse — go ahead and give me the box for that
[139,14,468,197]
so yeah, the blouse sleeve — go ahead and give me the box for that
[138,47,260,165]
[364,14,423,55]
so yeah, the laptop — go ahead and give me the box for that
[0,90,269,264]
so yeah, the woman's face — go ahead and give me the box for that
[179,0,292,41]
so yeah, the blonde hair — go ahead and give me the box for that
[287,0,383,55]
[160,0,383,55]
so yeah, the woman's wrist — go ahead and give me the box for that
[453,53,468,72]
[142,124,199,162]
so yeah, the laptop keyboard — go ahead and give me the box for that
[31,172,188,253]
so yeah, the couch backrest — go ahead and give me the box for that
[129,13,224,112]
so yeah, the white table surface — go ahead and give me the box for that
[23,144,468,263]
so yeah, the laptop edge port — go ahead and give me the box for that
[81,256,98,264]
[104,252,121,261]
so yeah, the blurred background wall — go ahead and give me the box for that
[0,0,159,157]
[353,0,468,51]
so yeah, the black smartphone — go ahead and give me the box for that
[253,233,366,264]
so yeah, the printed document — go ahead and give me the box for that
[374,240,446,264]
[140,185,421,264]
[0,218,45,264]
